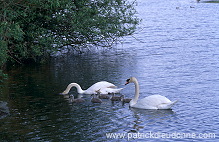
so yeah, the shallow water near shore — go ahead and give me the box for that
[1,0,219,141]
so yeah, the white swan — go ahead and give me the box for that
[61,81,123,95]
[125,77,177,109]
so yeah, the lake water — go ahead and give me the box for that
[0,0,219,141]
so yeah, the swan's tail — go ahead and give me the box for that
[158,100,178,109]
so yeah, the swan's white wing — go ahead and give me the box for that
[157,100,178,109]
[84,81,117,94]
[131,101,158,109]
[133,95,172,109]
[100,88,123,94]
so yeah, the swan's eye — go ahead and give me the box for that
[126,79,130,82]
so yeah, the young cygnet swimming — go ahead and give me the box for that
[121,95,132,103]
[110,94,123,101]
[91,94,102,103]
[69,95,85,103]
[98,94,110,99]
[95,89,110,99]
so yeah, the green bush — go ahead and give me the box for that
[0,0,140,66]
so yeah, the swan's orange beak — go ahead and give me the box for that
[125,82,129,85]
[125,78,130,85]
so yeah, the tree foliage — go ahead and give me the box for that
[0,0,139,66]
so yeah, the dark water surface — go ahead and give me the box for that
[1,0,219,141]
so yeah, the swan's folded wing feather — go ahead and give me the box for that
[88,81,116,90]
[157,100,178,109]
[107,85,117,88]
[85,81,118,94]
[132,101,158,109]
[136,95,172,109]
[103,88,123,94]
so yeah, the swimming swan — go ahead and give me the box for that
[61,81,123,95]
[125,77,177,109]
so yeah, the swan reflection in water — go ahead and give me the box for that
[129,108,175,132]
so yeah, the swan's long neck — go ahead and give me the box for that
[62,83,85,94]
[133,78,140,103]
